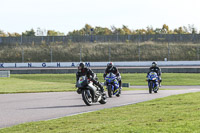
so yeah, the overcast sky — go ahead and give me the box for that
[1,0,200,34]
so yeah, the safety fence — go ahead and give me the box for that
[1,34,200,45]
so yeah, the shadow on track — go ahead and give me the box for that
[24,105,86,110]
[122,93,150,95]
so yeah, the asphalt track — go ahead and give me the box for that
[1,86,200,129]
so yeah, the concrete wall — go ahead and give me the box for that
[2,61,200,74]
[1,61,200,68]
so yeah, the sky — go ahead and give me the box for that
[1,0,200,35]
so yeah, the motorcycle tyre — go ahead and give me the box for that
[149,81,153,94]
[99,93,107,104]
[116,90,120,97]
[82,90,92,106]
[107,85,112,98]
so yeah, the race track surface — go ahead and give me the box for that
[1,86,200,128]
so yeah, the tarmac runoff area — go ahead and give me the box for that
[0,86,200,128]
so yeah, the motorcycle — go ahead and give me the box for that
[147,72,159,93]
[104,72,120,97]
[76,75,107,106]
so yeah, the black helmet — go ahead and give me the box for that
[107,62,114,69]
[152,62,157,67]
[78,62,85,70]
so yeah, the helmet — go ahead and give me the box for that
[152,62,157,67]
[107,62,114,69]
[78,62,85,70]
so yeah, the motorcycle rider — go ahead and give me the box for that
[147,62,162,87]
[76,62,105,94]
[103,62,122,93]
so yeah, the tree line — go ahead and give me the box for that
[0,24,199,37]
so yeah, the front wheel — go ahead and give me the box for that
[149,81,153,94]
[82,90,92,106]
[116,89,121,97]
[107,85,112,98]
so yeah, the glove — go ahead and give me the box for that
[117,76,121,81]
[89,75,93,79]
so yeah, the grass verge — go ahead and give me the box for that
[0,73,200,94]
[1,92,200,133]
[0,74,76,94]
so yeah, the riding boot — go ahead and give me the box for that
[159,82,162,87]
[159,78,162,87]
[119,80,122,93]
[93,79,104,93]
[99,84,104,93]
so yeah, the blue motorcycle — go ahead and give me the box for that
[104,72,120,97]
[147,72,159,93]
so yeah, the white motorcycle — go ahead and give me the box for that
[76,76,107,106]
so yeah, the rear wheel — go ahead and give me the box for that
[99,93,107,104]
[82,90,92,106]
[116,89,120,97]
[116,93,120,97]
[154,85,159,93]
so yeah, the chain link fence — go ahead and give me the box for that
[0,35,200,62]
[1,34,200,44]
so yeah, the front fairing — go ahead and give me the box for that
[147,72,159,90]
[77,76,89,88]
[105,73,119,95]
[147,72,158,81]
[105,73,118,85]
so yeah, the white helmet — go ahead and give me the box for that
[152,62,157,67]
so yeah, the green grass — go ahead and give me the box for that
[1,91,200,133]
[123,73,200,86]
[0,73,200,94]
[0,74,76,94]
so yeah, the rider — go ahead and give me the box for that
[147,62,162,87]
[76,62,105,94]
[103,62,122,93]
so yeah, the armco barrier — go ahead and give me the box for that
[8,67,200,74]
